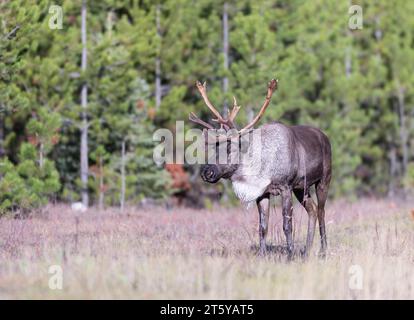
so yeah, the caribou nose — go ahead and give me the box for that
[201,166,218,183]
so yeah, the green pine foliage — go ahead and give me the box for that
[124,118,172,203]
[0,0,413,214]
[0,143,60,215]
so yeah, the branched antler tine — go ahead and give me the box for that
[238,79,278,135]
[229,95,241,122]
[196,81,226,123]
[189,112,214,129]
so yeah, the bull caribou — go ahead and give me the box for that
[189,79,332,259]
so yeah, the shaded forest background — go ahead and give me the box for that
[0,0,413,213]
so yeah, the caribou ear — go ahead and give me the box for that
[202,128,220,144]
[203,128,231,145]
[239,138,250,153]
[238,131,252,153]
[228,134,249,153]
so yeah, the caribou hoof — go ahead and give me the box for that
[258,247,267,257]
[300,247,309,258]
[318,250,327,259]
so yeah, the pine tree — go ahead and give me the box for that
[0,0,413,208]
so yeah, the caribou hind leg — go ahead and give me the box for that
[315,179,330,257]
[256,195,270,256]
[316,134,332,258]
[281,187,294,260]
[293,188,318,258]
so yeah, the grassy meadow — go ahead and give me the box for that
[0,199,413,299]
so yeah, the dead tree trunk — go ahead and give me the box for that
[396,85,408,180]
[0,104,4,158]
[80,0,89,207]
[39,142,44,169]
[388,145,398,197]
[221,2,230,201]
[120,140,126,212]
[222,2,229,115]
[98,155,104,212]
[345,1,353,79]
[155,4,162,110]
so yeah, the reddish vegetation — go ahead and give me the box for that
[147,107,156,120]
[27,135,39,146]
[136,99,145,110]
[50,134,59,145]
[165,163,191,191]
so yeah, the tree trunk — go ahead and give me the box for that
[98,155,104,212]
[345,1,352,79]
[106,10,114,37]
[396,85,408,180]
[120,140,126,212]
[345,22,352,78]
[155,4,162,110]
[374,16,382,42]
[345,45,351,78]
[0,106,5,158]
[388,146,397,197]
[220,2,230,202]
[80,0,89,207]
[222,2,229,115]
[39,142,44,169]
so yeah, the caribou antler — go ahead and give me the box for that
[189,112,214,129]
[189,78,278,142]
[237,79,278,136]
[195,81,227,125]
[189,81,238,130]
[228,96,240,124]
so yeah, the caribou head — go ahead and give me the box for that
[189,79,278,184]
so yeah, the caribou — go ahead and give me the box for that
[189,79,332,259]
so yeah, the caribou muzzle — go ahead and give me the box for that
[200,165,221,183]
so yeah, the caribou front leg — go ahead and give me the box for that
[281,187,294,260]
[256,196,270,256]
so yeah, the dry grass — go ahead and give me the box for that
[0,198,413,299]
